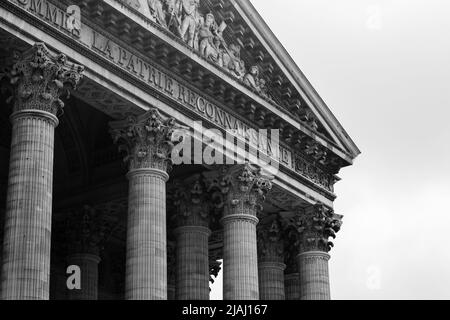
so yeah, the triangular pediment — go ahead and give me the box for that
[117,0,360,162]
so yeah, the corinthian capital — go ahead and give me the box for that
[257,216,285,263]
[292,204,343,253]
[109,109,179,172]
[65,205,111,256]
[172,174,211,227]
[204,164,273,217]
[8,43,84,116]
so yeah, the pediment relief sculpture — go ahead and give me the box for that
[140,0,274,101]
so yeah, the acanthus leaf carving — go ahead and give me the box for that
[290,204,343,253]
[257,216,285,263]
[65,205,113,256]
[204,163,273,218]
[172,174,211,227]
[8,43,84,116]
[167,240,177,283]
[109,108,180,172]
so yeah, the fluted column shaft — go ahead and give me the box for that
[257,217,286,300]
[223,214,259,300]
[174,226,210,300]
[207,164,272,301]
[168,283,176,300]
[125,168,168,300]
[258,262,286,300]
[110,109,178,300]
[0,43,83,300]
[1,111,58,300]
[284,273,300,300]
[66,253,101,300]
[297,251,330,300]
[167,241,176,300]
[172,175,211,300]
[292,204,343,300]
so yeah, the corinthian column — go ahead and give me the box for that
[257,217,286,300]
[65,205,104,300]
[206,164,272,300]
[173,175,211,300]
[294,204,343,300]
[1,43,83,300]
[110,109,178,300]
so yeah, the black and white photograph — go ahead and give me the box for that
[0,0,448,304]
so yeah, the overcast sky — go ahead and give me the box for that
[212,0,450,300]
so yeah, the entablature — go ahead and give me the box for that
[65,0,356,173]
[0,0,349,197]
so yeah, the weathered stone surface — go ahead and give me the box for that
[110,108,178,300]
[1,43,83,300]
[284,273,300,300]
[167,240,176,300]
[0,0,360,301]
[205,164,272,300]
[174,226,211,300]
[289,204,343,300]
[173,175,211,300]
[257,217,286,300]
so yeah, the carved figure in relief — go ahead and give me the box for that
[222,43,245,79]
[147,0,168,28]
[179,0,201,48]
[243,65,270,98]
[243,65,260,90]
[258,78,270,99]
[198,13,227,64]
[198,13,216,58]
[124,0,142,10]
[139,0,274,101]
[166,0,182,33]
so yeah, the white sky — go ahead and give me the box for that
[211,0,450,300]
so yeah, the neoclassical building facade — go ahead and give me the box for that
[0,0,360,300]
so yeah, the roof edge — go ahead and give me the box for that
[234,0,361,159]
